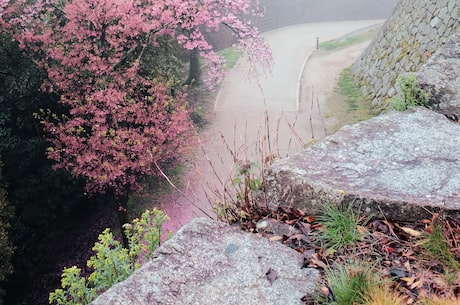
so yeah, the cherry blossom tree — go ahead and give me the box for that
[0,0,272,196]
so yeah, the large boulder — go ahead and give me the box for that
[417,32,460,121]
[266,107,460,221]
[91,218,319,305]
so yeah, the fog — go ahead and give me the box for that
[256,0,399,31]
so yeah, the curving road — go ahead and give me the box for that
[213,20,383,157]
[161,20,384,233]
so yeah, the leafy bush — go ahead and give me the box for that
[389,74,429,111]
[49,209,168,305]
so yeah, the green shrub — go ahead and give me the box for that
[49,208,168,305]
[389,74,429,111]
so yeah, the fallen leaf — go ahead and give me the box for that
[320,286,334,302]
[404,261,412,272]
[296,222,311,236]
[410,279,423,290]
[397,225,422,237]
[400,277,415,286]
[269,235,284,242]
[256,220,268,230]
[371,220,389,233]
[294,247,304,254]
[303,249,315,259]
[310,253,327,269]
[415,238,430,246]
[385,246,395,254]
[266,267,278,285]
[291,207,305,217]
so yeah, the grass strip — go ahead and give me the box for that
[320,28,379,51]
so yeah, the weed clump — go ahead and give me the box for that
[389,74,429,111]
[318,262,378,305]
[419,214,460,271]
[316,203,367,251]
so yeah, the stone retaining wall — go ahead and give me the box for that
[351,0,459,110]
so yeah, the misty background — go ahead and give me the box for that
[210,0,399,49]
[255,0,399,31]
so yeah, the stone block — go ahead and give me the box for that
[90,218,319,305]
[418,32,460,120]
[266,108,460,222]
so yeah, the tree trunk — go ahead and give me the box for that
[114,194,130,249]
[185,48,201,86]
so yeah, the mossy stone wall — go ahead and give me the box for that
[351,0,459,110]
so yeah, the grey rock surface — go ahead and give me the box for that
[91,218,319,305]
[267,107,460,221]
[418,32,460,121]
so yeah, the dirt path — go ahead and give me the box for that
[302,39,375,137]
[157,21,381,234]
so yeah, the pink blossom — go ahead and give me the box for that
[0,0,272,195]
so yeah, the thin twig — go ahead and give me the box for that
[154,161,213,218]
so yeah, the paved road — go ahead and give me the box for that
[215,20,382,113]
[212,20,383,159]
[161,20,384,233]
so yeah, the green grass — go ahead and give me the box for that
[336,68,373,121]
[320,261,378,305]
[217,46,242,70]
[337,68,361,113]
[320,28,379,51]
[316,202,365,251]
[421,222,460,271]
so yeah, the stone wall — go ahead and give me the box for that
[351,0,459,110]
